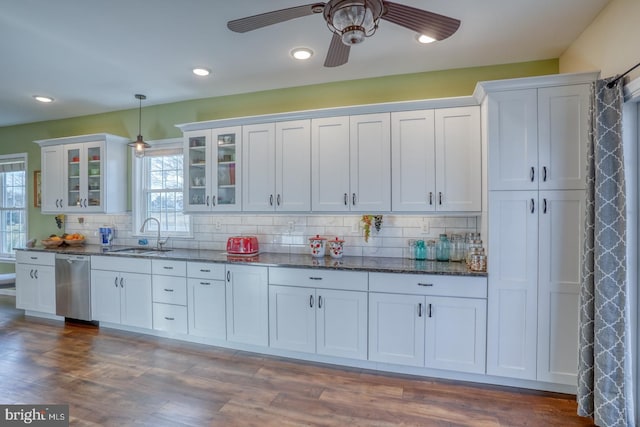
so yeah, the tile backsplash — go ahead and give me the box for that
[63,213,479,259]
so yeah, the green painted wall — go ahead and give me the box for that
[0,59,558,273]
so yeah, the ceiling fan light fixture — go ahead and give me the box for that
[417,34,436,44]
[192,67,211,76]
[33,95,54,103]
[325,0,383,46]
[127,94,151,158]
[291,47,314,60]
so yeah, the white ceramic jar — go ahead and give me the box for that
[328,237,344,259]
[308,235,326,257]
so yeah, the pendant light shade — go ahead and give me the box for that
[128,94,151,158]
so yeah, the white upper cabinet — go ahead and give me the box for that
[312,113,391,212]
[184,127,241,212]
[487,84,590,191]
[40,145,64,213]
[435,106,482,211]
[242,120,311,212]
[537,86,590,191]
[35,133,128,214]
[392,107,481,212]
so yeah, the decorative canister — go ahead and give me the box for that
[328,237,344,259]
[308,235,327,257]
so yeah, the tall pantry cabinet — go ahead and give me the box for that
[480,73,596,386]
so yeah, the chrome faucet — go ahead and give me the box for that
[140,217,169,250]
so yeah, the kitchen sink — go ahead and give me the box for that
[108,247,172,255]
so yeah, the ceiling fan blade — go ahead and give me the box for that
[324,33,351,67]
[382,1,460,40]
[227,3,324,33]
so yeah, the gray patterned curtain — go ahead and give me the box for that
[577,77,632,427]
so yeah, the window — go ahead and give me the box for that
[133,140,191,238]
[0,154,27,257]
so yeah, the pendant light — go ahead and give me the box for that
[127,94,151,158]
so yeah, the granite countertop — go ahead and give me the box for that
[18,245,487,277]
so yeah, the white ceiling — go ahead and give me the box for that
[0,0,610,128]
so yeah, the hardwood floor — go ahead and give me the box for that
[0,295,594,426]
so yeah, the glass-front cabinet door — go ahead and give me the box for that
[64,141,103,212]
[185,127,241,212]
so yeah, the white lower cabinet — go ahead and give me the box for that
[91,256,152,329]
[268,267,368,360]
[269,285,368,360]
[225,265,269,346]
[152,260,188,334]
[487,190,585,385]
[15,251,56,314]
[368,273,487,374]
[187,262,226,340]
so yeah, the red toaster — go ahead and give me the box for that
[226,236,260,255]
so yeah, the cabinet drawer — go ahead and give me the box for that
[152,276,187,305]
[269,267,368,291]
[187,262,225,280]
[152,259,186,276]
[16,251,55,266]
[153,303,188,334]
[91,255,151,274]
[369,273,487,298]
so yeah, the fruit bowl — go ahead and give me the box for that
[64,238,85,246]
[41,238,64,248]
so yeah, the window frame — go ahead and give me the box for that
[0,152,28,258]
[132,139,192,239]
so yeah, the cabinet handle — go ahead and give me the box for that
[84,198,88,208]
[163,266,174,270]
[200,281,211,286]
[206,195,210,206]
[212,195,216,207]
[543,198,548,214]
[530,198,535,214]
[344,193,348,206]
[439,192,443,205]
[29,269,34,279]
[276,194,281,206]
[542,166,547,182]
[227,271,230,282]
[120,277,124,287]
[30,256,37,260]
[163,288,174,292]
[200,269,210,273]
[318,295,322,309]
[308,277,323,281]
[530,167,535,182]
[352,193,356,206]
[428,303,432,318]
[55,199,59,208]
[114,277,118,287]
[418,303,422,317]
[164,317,175,321]
[309,295,314,308]
[417,283,433,287]
[34,270,38,279]
[429,192,433,205]
[269,194,274,206]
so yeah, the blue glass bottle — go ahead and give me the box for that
[436,234,450,261]
[415,240,426,260]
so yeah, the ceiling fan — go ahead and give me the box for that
[227,0,460,67]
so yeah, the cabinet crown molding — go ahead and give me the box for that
[34,133,130,147]
[473,71,600,102]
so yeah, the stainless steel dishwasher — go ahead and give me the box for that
[55,254,92,321]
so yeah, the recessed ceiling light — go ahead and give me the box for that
[192,67,211,76]
[33,95,54,103]
[417,34,436,44]
[291,47,313,60]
